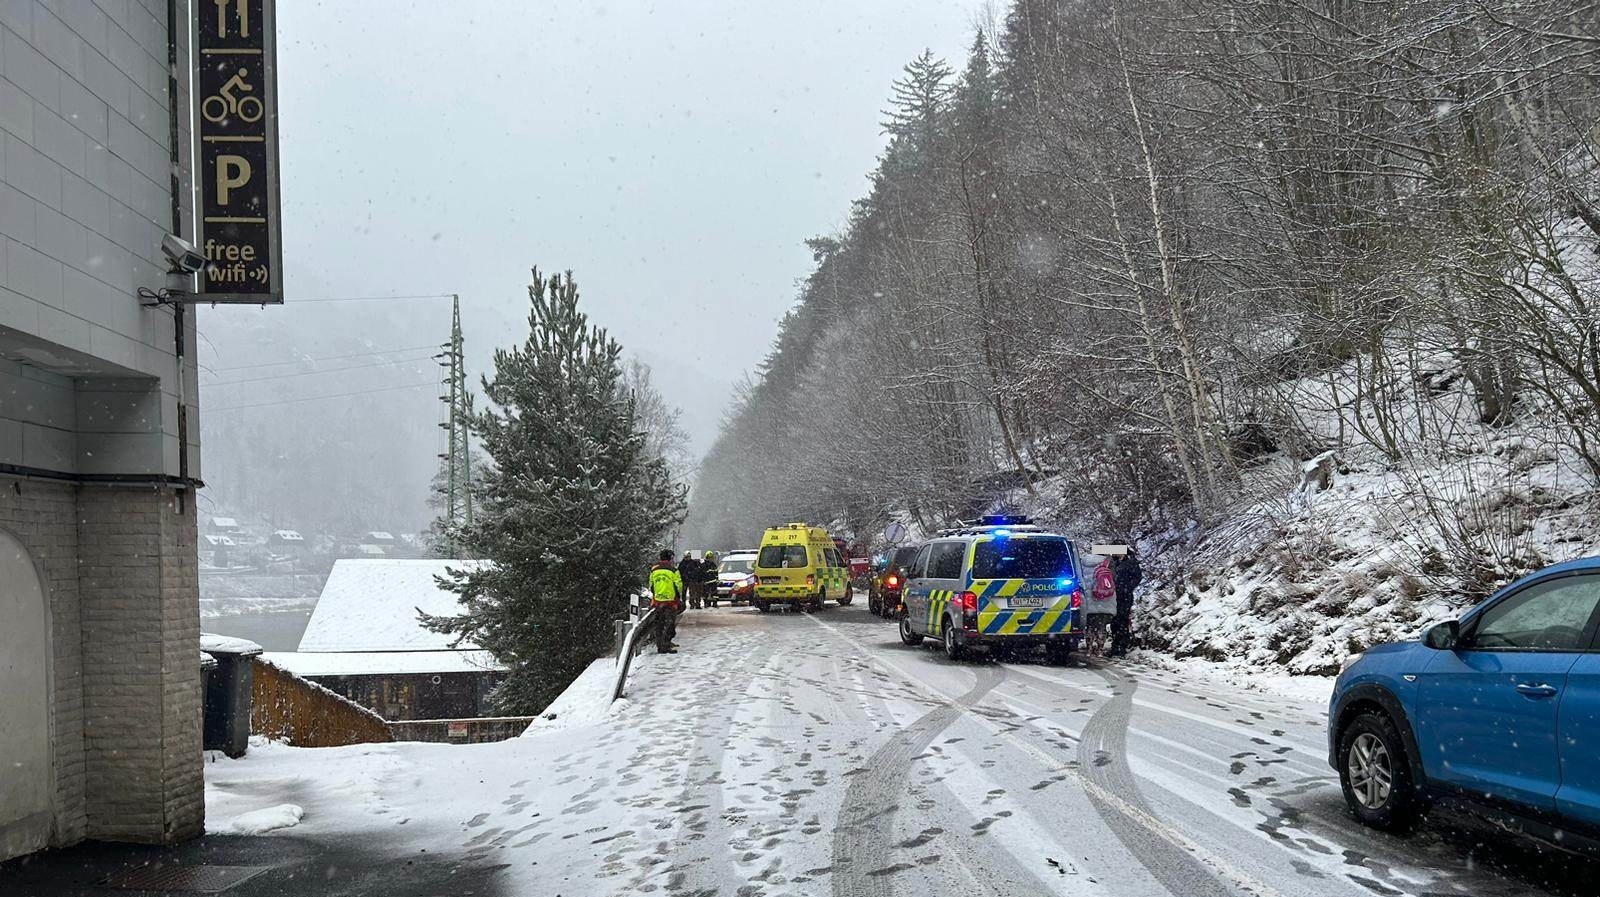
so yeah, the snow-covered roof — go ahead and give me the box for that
[210,517,240,529]
[297,559,486,653]
[263,650,502,677]
[201,633,264,656]
[367,531,395,541]
[272,529,304,541]
[203,534,236,546]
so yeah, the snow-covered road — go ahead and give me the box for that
[207,604,1597,897]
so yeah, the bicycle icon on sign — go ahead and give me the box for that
[202,68,263,125]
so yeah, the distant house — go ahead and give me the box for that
[208,516,243,534]
[263,559,503,721]
[269,529,304,546]
[356,531,396,557]
[201,533,237,567]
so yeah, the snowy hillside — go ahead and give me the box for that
[1135,350,1600,675]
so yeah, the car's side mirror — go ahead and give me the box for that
[1423,619,1460,650]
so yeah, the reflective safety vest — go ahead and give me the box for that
[649,564,683,603]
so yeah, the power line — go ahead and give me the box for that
[209,344,441,372]
[206,381,437,413]
[203,353,438,386]
[290,294,455,303]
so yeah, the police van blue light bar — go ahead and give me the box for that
[979,514,1033,527]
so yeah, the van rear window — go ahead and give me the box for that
[889,547,918,571]
[972,537,1072,580]
[758,545,809,568]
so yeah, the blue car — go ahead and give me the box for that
[1329,557,1600,841]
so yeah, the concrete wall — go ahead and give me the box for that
[0,482,89,855]
[0,0,198,480]
[0,526,62,859]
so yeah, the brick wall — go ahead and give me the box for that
[78,486,202,843]
[1,479,204,853]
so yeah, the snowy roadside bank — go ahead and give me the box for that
[1126,650,1335,707]
[520,651,649,735]
[201,617,733,895]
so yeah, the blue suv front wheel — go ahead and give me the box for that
[1337,710,1424,831]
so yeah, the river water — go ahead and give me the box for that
[201,609,314,652]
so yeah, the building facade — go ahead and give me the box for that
[257,559,505,722]
[0,0,203,860]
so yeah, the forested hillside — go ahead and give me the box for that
[685,0,1600,666]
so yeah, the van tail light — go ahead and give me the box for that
[1070,589,1083,609]
[959,591,978,613]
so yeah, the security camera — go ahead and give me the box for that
[161,234,207,274]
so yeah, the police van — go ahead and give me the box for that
[753,523,853,613]
[898,516,1085,663]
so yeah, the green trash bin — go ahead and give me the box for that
[201,634,263,758]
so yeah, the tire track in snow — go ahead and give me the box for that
[1077,666,1239,897]
[829,662,1006,897]
[807,613,1293,897]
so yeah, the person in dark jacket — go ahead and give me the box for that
[698,551,719,608]
[678,553,703,609]
[1108,548,1143,658]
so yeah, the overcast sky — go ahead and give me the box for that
[270,1,983,456]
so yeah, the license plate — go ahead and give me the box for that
[760,577,781,584]
[1010,595,1046,608]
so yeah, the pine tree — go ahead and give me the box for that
[423,268,687,714]
[881,49,955,158]
[422,445,486,558]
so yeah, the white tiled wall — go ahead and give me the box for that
[1,0,197,479]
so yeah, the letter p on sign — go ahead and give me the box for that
[217,155,252,205]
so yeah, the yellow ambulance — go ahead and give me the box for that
[752,523,852,613]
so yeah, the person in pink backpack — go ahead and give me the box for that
[1086,556,1117,656]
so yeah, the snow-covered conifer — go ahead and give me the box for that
[424,268,686,713]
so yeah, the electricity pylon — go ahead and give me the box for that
[437,295,473,553]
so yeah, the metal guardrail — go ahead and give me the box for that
[611,606,658,702]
